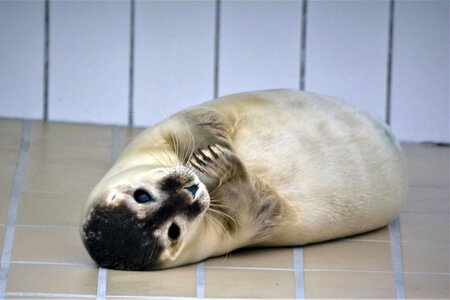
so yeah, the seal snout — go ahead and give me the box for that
[81,203,162,271]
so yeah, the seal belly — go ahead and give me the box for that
[231,91,406,244]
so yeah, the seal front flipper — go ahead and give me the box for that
[187,144,246,193]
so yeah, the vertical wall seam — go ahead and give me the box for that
[299,0,308,91]
[128,0,136,127]
[96,126,121,300]
[0,120,31,299]
[385,0,395,125]
[389,218,405,299]
[213,0,221,98]
[294,247,305,299]
[196,261,205,298]
[43,0,50,121]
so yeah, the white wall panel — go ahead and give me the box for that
[305,0,389,120]
[49,0,129,125]
[391,0,449,143]
[134,1,215,127]
[219,0,302,96]
[0,0,44,119]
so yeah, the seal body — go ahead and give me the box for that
[81,90,407,270]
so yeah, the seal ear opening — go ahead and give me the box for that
[164,222,185,261]
[168,222,181,240]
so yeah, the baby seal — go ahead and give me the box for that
[80,89,407,270]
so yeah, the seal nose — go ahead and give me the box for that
[184,183,199,198]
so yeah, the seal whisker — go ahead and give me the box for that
[180,116,196,165]
[205,212,228,237]
[146,152,170,171]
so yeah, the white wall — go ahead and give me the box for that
[0,0,448,143]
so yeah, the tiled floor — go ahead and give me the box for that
[0,119,448,299]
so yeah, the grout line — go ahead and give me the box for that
[304,268,394,274]
[404,271,450,276]
[0,120,31,299]
[128,0,136,127]
[4,260,450,275]
[299,0,308,91]
[341,238,390,243]
[293,247,305,299]
[10,260,93,267]
[213,0,221,98]
[385,0,395,125]
[96,126,122,300]
[196,261,205,298]
[205,266,294,272]
[96,267,107,300]
[6,292,96,299]
[14,224,79,230]
[389,218,405,299]
[43,0,50,121]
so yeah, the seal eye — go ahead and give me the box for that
[133,189,154,204]
[185,184,199,197]
[168,223,180,240]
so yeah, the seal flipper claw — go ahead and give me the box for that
[188,144,247,192]
[192,153,206,167]
[207,145,220,159]
[198,149,213,163]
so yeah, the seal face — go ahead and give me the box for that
[81,167,209,270]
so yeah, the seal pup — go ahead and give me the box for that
[80,89,407,270]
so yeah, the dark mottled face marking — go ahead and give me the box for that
[82,172,208,270]
[82,203,162,271]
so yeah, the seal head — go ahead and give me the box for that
[81,165,209,270]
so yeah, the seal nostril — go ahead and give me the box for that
[185,184,199,197]
[168,223,180,240]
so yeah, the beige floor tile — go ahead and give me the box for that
[205,268,295,298]
[304,240,392,272]
[304,271,396,298]
[5,295,89,300]
[206,247,294,269]
[11,226,93,265]
[0,122,21,224]
[22,161,105,195]
[0,138,20,165]
[0,162,17,224]
[405,146,450,187]
[402,144,450,162]
[7,263,97,294]
[400,213,449,244]
[32,121,111,143]
[403,186,449,214]
[0,119,21,137]
[404,273,450,298]
[346,225,390,241]
[402,242,449,273]
[29,138,110,169]
[107,265,196,297]
[17,192,87,227]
